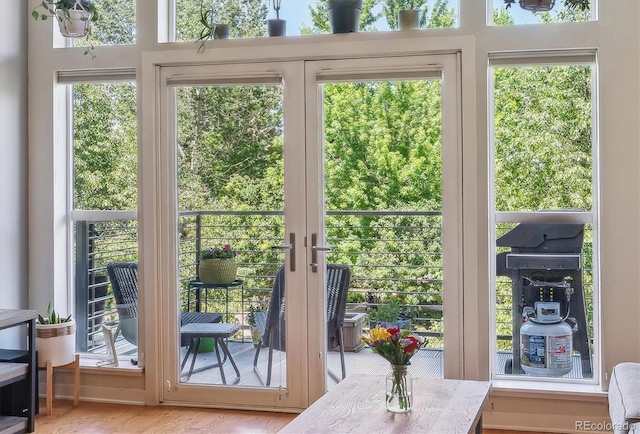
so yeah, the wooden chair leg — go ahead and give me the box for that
[73,354,80,407]
[46,360,53,416]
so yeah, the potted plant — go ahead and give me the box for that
[246,302,266,346]
[268,0,286,37]
[368,298,411,330]
[36,303,76,368]
[32,0,98,38]
[198,244,238,284]
[503,0,590,12]
[398,1,419,30]
[196,1,229,53]
[327,0,363,34]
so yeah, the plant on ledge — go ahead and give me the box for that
[503,0,590,12]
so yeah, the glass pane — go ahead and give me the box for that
[494,65,593,212]
[492,0,593,26]
[73,83,138,210]
[322,77,444,387]
[175,83,286,388]
[492,63,596,380]
[174,0,458,41]
[77,0,136,46]
[71,81,138,361]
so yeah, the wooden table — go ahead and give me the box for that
[279,374,491,434]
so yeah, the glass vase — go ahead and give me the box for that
[385,364,413,412]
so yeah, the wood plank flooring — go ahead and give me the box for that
[35,399,525,433]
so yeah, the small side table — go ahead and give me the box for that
[40,354,80,415]
[180,323,241,384]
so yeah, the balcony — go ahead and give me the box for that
[73,210,594,381]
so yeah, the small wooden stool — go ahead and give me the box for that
[40,354,80,415]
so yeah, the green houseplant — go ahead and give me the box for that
[398,1,419,30]
[368,298,411,330]
[36,303,76,368]
[196,1,229,53]
[32,0,98,38]
[198,244,238,284]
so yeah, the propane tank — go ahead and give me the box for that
[520,302,573,377]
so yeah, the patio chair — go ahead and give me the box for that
[106,262,222,353]
[253,264,351,386]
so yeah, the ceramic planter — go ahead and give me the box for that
[327,0,363,34]
[398,9,419,30]
[199,258,238,284]
[268,19,286,36]
[56,8,93,38]
[518,0,555,12]
[36,319,76,368]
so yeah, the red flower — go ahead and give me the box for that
[404,336,420,353]
[387,327,401,335]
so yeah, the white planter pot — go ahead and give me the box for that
[36,318,76,368]
[398,9,419,30]
[56,9,93,38]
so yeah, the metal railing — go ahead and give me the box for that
[73,211,593,359]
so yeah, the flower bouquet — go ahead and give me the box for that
[361,324,424,412]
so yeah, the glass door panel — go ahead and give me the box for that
[304,55,462,400]
[159,61,308,409]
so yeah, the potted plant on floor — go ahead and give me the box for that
[327,0,363,34]
[368,298,411,330]
[36,303,76,368]
[503,0,589,12]
[246,303,266,346]
[198,244,238,284]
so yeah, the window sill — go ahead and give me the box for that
[491,378,607,402]
[78,354,143,376]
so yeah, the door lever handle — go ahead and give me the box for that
[271,233,296,272]
[310,233,334,272]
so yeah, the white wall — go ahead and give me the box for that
[0,0,29,347]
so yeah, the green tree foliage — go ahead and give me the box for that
[73,83,137,210]
[176,0,268,41]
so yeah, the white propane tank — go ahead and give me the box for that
[520,302,573,377]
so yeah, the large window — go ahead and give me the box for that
[490,53,598,383]
[64,74,138,358]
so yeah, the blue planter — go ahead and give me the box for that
[370,318,411,330]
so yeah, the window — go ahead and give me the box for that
[61,71,138,358]
[490,52,599,383]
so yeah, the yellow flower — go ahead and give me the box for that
[362,324,391,344]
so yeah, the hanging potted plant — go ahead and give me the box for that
[198,244,238,284]
[268,0,286,37]
[398,1,419,30]
[32,0,98,38]
[327,0,363,34]
[36,303,76,369]
[503,0,589,12]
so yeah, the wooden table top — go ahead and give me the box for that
[279,374,491,434]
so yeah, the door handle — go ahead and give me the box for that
[310,233,335,273]
[271,233,296,272]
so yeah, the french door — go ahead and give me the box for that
[155,53,462,410]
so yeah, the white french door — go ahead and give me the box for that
[154,52,463,410]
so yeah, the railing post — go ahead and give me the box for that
[195,214,202,311]
[75,221,89,352]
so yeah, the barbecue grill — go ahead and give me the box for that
[496,223,593,377]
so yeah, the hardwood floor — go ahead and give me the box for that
[35,399,525,433]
